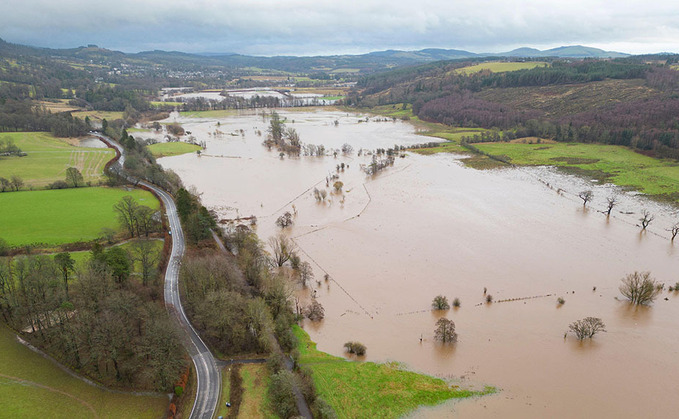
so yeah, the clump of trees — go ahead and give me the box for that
[344,341,367,356]
[619,271,662,305]
[175,188,216,244]
[0,175,23,192]
[48,167,85,190]
[568,317,606,340]
[434,318,457,343]
[113,195,161,238]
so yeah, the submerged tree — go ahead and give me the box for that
[639,210,654,230]
[304,299,325,321]
[605,195,618,216]
[268,235,297,267]
[434,318,457,343]
[431,295,450,310]
[569,317,606,340]
[578,190,593,206]
[669,222,679,241]
[619,271,661,305]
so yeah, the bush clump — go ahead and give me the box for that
[343,341,367,356]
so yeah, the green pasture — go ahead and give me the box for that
[455,61,548,75]
[0,187,158,247]
[294,326,493,419]
[0,132,114,187]
[147,142,202,158]
[476,142,679,199]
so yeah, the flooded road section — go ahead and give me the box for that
[157,109,679,418]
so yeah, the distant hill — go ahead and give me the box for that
[0,37,631,75]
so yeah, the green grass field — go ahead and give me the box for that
[42,239,164,275]
[0,325,167,418]
[179,109,238,118]
[238,364,275,418]
[147,142,202,158]
[0,132,114,187]
[455,61,548,75]
[0,187,159,247]
[72,110,125,122]
[474,142,679,199]
[294,326,493,419]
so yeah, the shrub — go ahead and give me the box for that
[0,237,8,256]
[344,341,367,356]
[557,297,565,305]
[305,300,325,321]
[174,385,184,397]
[275,211,293,228]
[620,271,661,305]
[268,370,298,418]
[313,397,338,419]
[486,294,494,303]
[452,297,461,308]
[48,180,70,189]
[569,317,606,340]
[432,295,450,310]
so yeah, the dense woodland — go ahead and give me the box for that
[0,247,186,391]
[351,56,679,159]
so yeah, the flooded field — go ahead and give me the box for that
[156,108,679,418]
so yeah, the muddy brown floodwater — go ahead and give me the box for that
[156,108,679,418]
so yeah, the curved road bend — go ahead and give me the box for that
[95,134,220,419]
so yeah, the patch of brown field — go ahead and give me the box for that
[475,79,658,117]
[59,137,87,146]
[35,100,83,113]
[244,75,289,81]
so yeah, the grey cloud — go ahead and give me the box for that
[1,0,678,54]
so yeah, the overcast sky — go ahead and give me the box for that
[2,0,678,56]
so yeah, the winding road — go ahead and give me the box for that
[96,134,220,419]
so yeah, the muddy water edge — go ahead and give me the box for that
[155,108,679,418]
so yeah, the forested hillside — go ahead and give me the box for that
[350,56,679,159]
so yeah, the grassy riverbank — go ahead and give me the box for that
[294,326,493,419]
[148,142,202,158]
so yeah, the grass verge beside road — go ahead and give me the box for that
[294,326,493,419]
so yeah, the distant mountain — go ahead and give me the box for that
[0,37,633,76]
[495,45,628,58]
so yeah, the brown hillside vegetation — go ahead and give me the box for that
[474,79,658,117]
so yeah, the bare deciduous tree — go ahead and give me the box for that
[298,261,314,287]
[578,190,593,206]
[605,195,618,216]
[619,271,661,305]
[639,210,654,230]
[65,167,84,188]
[434,318,457,343]
[268,235,296,267]
[568,317,606,340]
[668,223,679,241]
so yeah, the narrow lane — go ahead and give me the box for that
[96,134,220,419]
